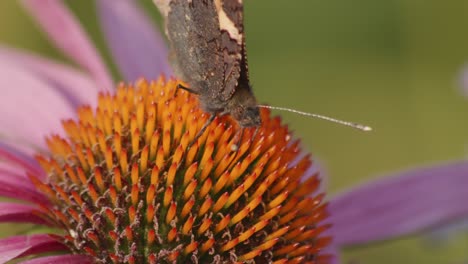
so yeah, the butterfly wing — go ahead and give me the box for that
[162,0,244,103]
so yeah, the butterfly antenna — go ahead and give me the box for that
[258,105,372,132]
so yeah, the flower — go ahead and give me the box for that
[2,1,331,263]
[1,0,468,263]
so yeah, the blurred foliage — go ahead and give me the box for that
[1,0,468,263]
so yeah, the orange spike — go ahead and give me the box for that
[149,131,160,160]
[64,165,79,184]
[166,162,177,186]
[155,147,165,169]
[136,98,145,132]
[104,208,116,225]
[231,207,250,225]
[183,179,198,201]
[146,184,156,205]
[238,227,256,243]
[129,206,136,223]
[213,192,229,213]
[114,132,122,158]
[140,145,149,171]
[181,198,195,219]
[200,158,214,181]
[113,112,122,136]
[284,226,304,240]
[279,210,298,225]
[182,215,194,235]
[109,186,118,207]
[147,229,156,244]
[131,129,140,155]
[125,226,133,242]
[130,115,138,135]
[280,196,299,215]
[131,184,139,206]
[146,205,155,223]
[87,183,99,203]
[198,197,213,216]
[201,142,214,165]
[274,243,299,256]
[105,146,113,170]
[269,191,289,208]
[119,149,128,173]
[163,130,171,157]
[145,113,156,144]
[213,170,230,194]
[201,238,215,253]
[77,167,87,186]
[260,206,282,221]
[167,250,179,261]
[131,163,139,184]
[75,145,89,171]
[225,184,245,208]
[150,166,160,186]
[266,226,290,241]
[167,227,177,242]
[215,214,231,234]
[220,238,239,252]
[198,178,212,199]
[197,218,212,235]
[166,201,177,224]
[185,141,198,166]
[173,146,184,165]
[238,249,262,261]
[113,167,122,191]
[164,185,173,207]
[184,162,198,186]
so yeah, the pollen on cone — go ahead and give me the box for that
[34,78,331,263]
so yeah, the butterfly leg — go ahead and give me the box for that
[187,114,216,150]
[176,83,199,95]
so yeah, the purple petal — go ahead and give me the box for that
[0,234,68,263]
[96,0,172,81]
[21,0,113,91]
[20,254,93,264]
[0,61,76,149]
[0,46,102,108]
[328,161,468,246]
[0,202,49,225]
[0,171,49,205]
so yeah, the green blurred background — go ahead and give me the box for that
[1,0,468,263]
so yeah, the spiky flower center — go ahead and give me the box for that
[32,78,331,263]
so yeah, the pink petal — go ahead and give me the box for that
[0,141,43,177]
[21,0,113,91]
[20,254,93,264]
[0,234,68,263]
[0,61,76,150]
[96,0,172,81]
[0,46,102,108]
[0,171,49,205]
[0,202,49,225]
[328,161,468,246]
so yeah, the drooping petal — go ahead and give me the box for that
[20,0,113,91]
[0,203,49,225]
[0,46,102,108]
[0,61,76,149]
[0,234,68,263]
[96,0,172,81]
[20,254,93,264]
[0,170,49,205]
[0,141,42,177]
[328,161,468,246]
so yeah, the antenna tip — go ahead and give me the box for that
[361,126,373,132]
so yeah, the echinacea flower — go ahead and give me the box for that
[2,1,468,263]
